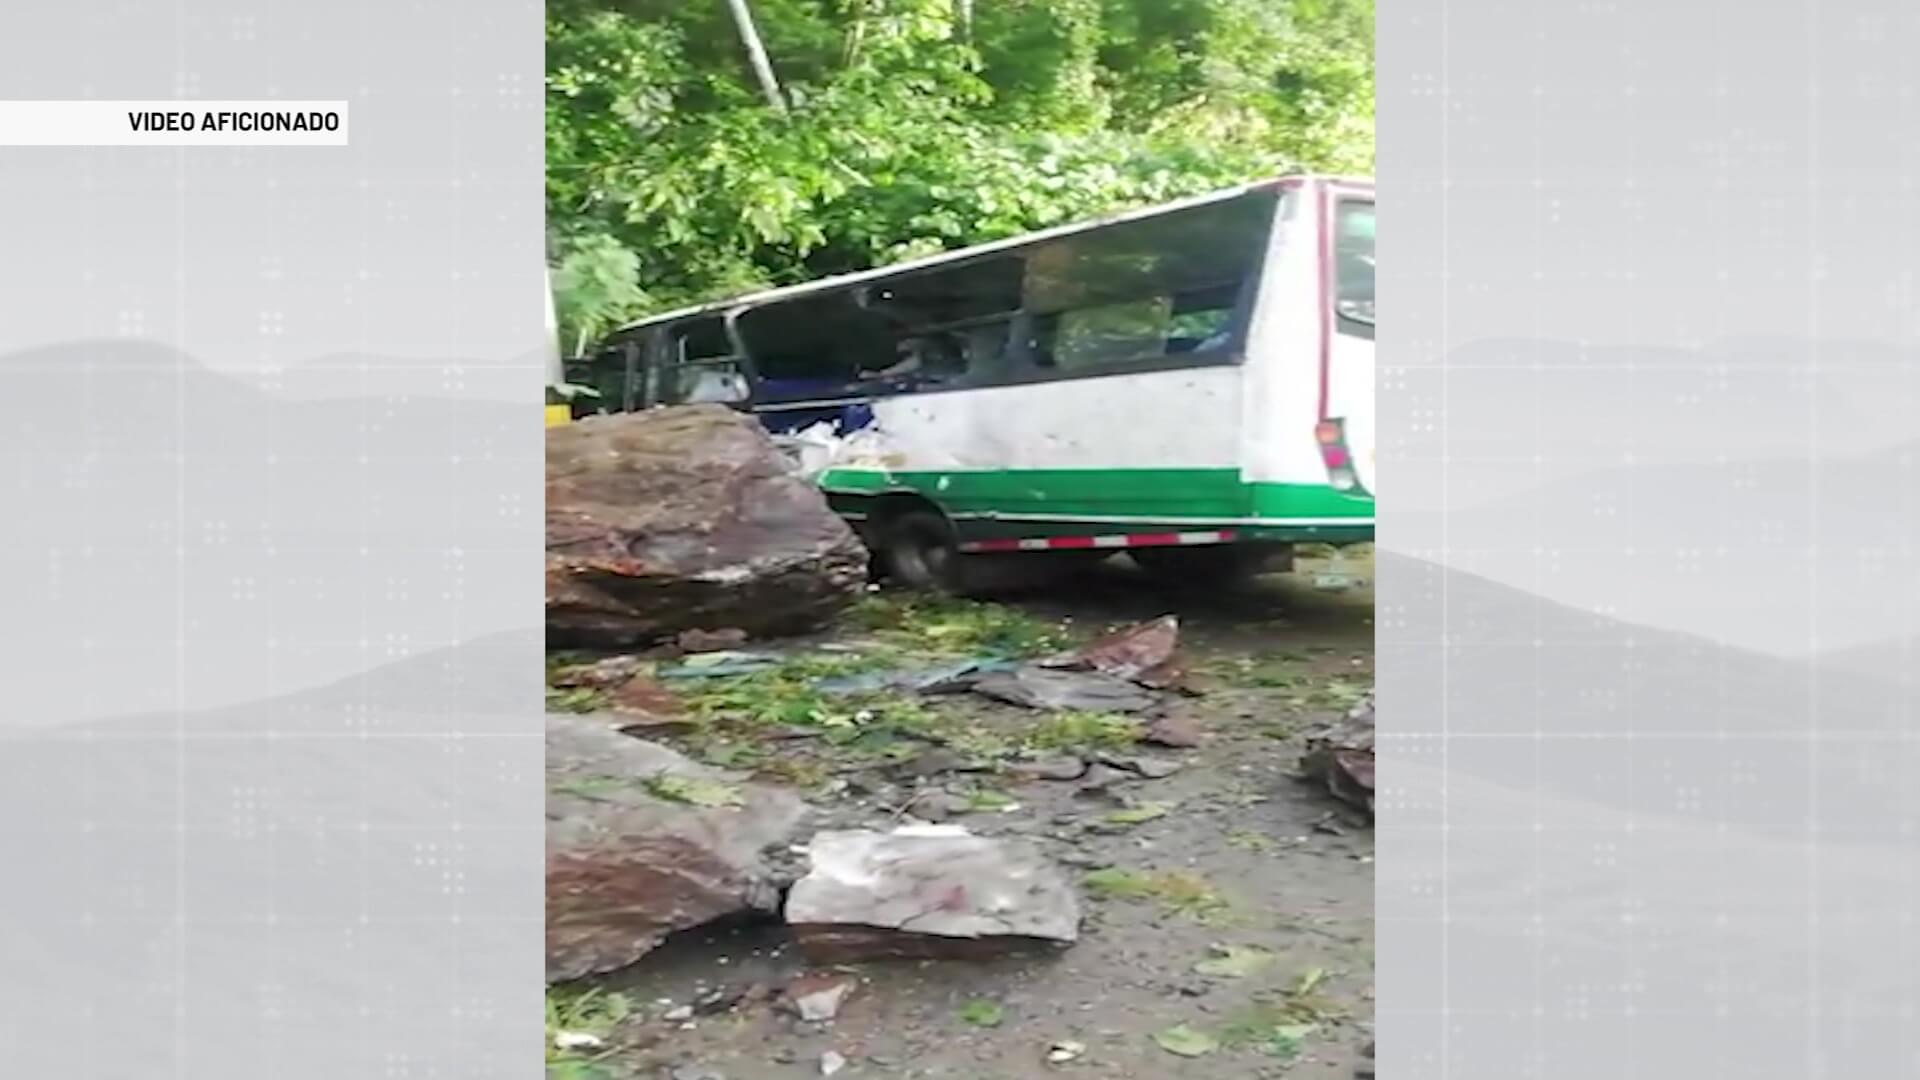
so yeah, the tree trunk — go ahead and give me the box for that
[723,0,788,113]
[957,0,974,41]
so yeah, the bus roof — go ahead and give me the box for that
[608,173,1370,337]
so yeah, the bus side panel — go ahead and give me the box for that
[823,366,1248,527]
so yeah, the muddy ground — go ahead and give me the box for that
[550,549,1374,1080]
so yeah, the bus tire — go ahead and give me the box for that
[879,510,975,595]
[1131,543,1284,588]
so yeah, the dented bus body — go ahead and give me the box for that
[571,175,1374,590]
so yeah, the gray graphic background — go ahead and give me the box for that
[0,5,543,1077]
[1381,0,1920,1076]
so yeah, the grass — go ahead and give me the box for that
[550,775,633,799]
[1214,968,1344,1059]
[545,986,631,1078]
[1226,830,1280,854]
[848,592,1069,658]
[957,998,1006,1027]
[1024,711,1143,752]
[1103,801,1174,826]
[1201,653,1313,689]
[1083,867,1230,921]
[546,685,609,714]
[963,787,1019,812]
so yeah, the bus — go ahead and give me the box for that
[566,175,1374,592]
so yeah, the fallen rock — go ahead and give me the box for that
[1095,754,1183,780]
[1298,691,1375,818]
[971,667,1155,713]
[678,627,750,654]
[904,791,969,823]
[547,406,869,648]
[547,713,808,982]
[610,672,687,718]
[784,826,1081,962]
[549,653,651,691]
[1075,763,1134,794]
[1140,714,1205,748]
[781,974,856,1021]
[1040,615,1181,683]
[1011,757,1088,782]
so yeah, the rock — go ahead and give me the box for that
[784,826,1081,962]
[1039,615,1181,683]
[610,672,688,718]
[1011,757,1088,782]
[971,667,1155,713]
[547,406,869,649]
[1140,715,1205,748]
[691,985,753,1015]
[820,1050,848,1076]
[898,748,990,778]
[1075,763,1134,794]
[905,791,969,823]
[553,1031,606,1051]
[1299,691,1375,817]
[678,627,750,653]
[670,1067,726,1080]
[546,713,808,981]
[550,654,650,690]
[781,974,856,1021]
[1095,754,1182,780]
[1046,1040,1087,1065]
[662,1005,695,1023]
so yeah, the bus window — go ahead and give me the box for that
[1021,190,1277,376]
[864,255,1025,388]
[736,292,881,400]
[658,316,750,405]
[1335,199,1374,332]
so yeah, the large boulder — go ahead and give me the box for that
[547,406,869,648]
[546,712,808,982]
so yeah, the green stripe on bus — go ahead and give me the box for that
[816,467,1373,522]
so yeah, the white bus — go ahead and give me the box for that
[569,174,1374,591]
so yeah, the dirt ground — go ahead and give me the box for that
[552,549,1374,1080]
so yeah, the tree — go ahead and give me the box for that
[546,0,1374,351]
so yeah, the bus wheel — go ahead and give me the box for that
[1131,543,1283,588]
[880,510,972,594]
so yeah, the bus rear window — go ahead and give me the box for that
[1335,200,1374,326]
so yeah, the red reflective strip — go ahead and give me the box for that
[958,530,1238,554]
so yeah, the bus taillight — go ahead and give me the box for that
[1316,419,1360,492]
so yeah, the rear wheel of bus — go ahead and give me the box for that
[1130,543,1290,589]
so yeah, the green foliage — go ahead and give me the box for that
[546,0,1373,345]
[1025,710,1142,751]
[545,986,631,1076]
[848,591,1068,657]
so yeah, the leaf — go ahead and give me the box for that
[1194,944,1277,979]
[1261,1022,1317,1060]
[1104,801,1173,826]
[966,789,1018,812]
[1153,1024,1219,1058]
[958,999,1005,1027]
[643,773,745,808]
